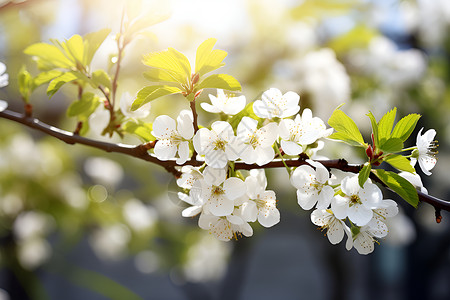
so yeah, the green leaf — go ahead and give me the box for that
[195,38,228,77]
[366,111,379,148]
[24,42,74,70]
[384,154,415,173]
[196,74,241,91]
[374,169,419,208]
[63,34,85,65]
[379,137,403,153]
[34,70,64,86]
[66,92,100,120]
[391,113,421,142]
[122,121,155,142]
[47,72,79,97]
[143,68,181,84]
[91,70,112,90]
[378,108,396,143]
[18,67,35,103]
[358,163,372,188]
[83,28,111,66]
[327,108,365,147]
[142,48,191,84]
[132,85,182,111]
[327,132,364,147]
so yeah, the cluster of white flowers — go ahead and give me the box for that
[149,87,437,249]
[291,162,399,255]
[166,88,333,240]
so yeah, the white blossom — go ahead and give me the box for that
[176,165,203,190]
[279,109,332,155]
[331,175,382,226]
[244,169,280,227]
[253,88,300,119]
[311,209,348,245]
[236,117,278,166]
[152,110,194,164]
[198,211,253,241]
[182,167,246,217]
[290,160,334,210]
[193,121,240,168]
[201,89,246,115]
[411,127,437,176]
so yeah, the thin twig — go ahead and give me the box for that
[0,108,449,212]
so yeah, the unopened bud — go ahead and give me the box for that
[191,73,200,85]
[366,145,373,159]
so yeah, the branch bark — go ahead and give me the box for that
[1,108,449,212]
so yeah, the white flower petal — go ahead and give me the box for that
[200,102,221,113]
[223,177,246,200]
[152,115,176,138]
[347,204,373,226]
[154,140,177,160]
[341,175,360,196]
[203,166,226,186]
[207,194,234,217]
[177,110,194,139]
[182,206,202,217]
[176,141,190,165]
[254,146,275,166]
[327,220,344,245]
[330,196,348,220]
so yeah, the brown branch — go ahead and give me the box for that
[1,108,449,212]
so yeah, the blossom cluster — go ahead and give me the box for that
[136,86,438,254]
[165,88,331,240]
[291,161,399,254]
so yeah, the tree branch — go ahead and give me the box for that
[1,108,449,213]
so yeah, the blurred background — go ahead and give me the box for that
[0,0,449,299]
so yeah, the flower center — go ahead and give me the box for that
[213,139,227,151]
[170,132,183,146]
[212,185,224,196]
[249,134,259,148]
[349,194,361,206]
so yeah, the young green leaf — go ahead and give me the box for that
[391,113,421,142]
[383,154,415,173]
[378,137,403,153]
[374,169,419,207]
[328,108,365,147]
[34,70,64,86]
[62,34,85,66]
[195,38,227,77]
[47,72,79,97]
[143,69,181,84]
[358,162,372,188]
[122,121,155,142]
[142,48,191,84]
[18,68,35,103]
[83,28,111,66]
[196,74,241,91]
[91,70,112,90]
[24,43,74,70]
[366,111,379,148]
[377,108,396,143]
[66,92,100,120]
[131,85,181,111]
